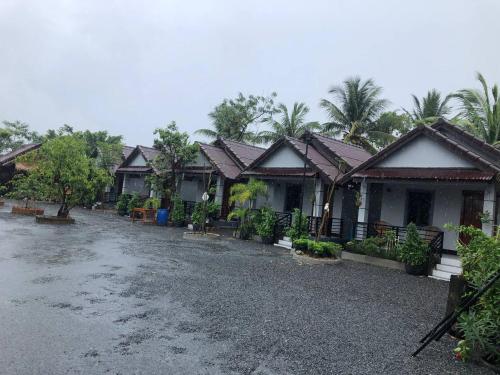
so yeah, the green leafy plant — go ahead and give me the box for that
[398,223,429,266]
[285,208,309,241]
[127,193,142,213]
[454,226,499,364]
[6,172,44,208]
[191,202,204,226]
[255,207,277,239]
[116,194,131,216]
[292,239,342,258]
[228,178,267,240]
[143,197,161,209]
[171,194,185,225]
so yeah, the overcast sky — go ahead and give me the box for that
[1,0,499,146]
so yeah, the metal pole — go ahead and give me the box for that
[298,134,310,237]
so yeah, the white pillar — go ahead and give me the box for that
[214,176,224,205]
[313,178,324,217]
[482,184,497,236]
[357,179,370,223]
[122,174,128,194]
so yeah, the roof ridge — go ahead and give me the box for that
[220,137,266,150]
[313,133,367,150]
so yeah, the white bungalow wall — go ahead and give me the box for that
[254,179,315,214]
[378,182,492,251]
[260,146,308,168]
[376,136,475,168]
[179,177,205,202]
[186,151,211,168]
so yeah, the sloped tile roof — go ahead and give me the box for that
[354,168,495,181]
[122,145,135,160]
[199,143,241,180]
[310,133,372,168]
[0,143,41,166]
[138,145,160,162]
[218,138,266,168]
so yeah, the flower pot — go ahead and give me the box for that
[404,262,428,276]
[11,206,44,216]
[260,235,274,244]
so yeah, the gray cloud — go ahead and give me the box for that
[0,0,498,146]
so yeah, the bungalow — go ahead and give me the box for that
[0,143,41,186]
[178,138,266,218]
[338,119,499,279]
[115,145,160,197]
[241,132,372,238]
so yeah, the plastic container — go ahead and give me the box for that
[156,209,169,226]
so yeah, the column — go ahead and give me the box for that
[356,180,370,239]
[313,178,324,217]
[482,184,497,236]
[214,176,224,205]
[122,174,128,194]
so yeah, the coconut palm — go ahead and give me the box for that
[404,89,452,124]
[320,77,390,153]
[453,73,500,145]
[257,102,320,143]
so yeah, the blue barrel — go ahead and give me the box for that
[156,209,169,226]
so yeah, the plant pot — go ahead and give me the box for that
[404,262,428,276]
[192,223,202,231]
[35,215,75,224]
[260,235,274,244]
[11,206,44,216]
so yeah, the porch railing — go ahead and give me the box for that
[307,216,343,238]
[183,200,196,217]
[273,211,292,240]
[353,222,444,257]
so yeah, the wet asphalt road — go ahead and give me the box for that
[0,202,488,374]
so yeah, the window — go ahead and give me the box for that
[406,191,433,226]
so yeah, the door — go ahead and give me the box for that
[284,184,302,212]
[459,191,484,244]
[406,191,434,226]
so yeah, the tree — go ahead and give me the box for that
[370,111,414,149]
[149,122,198,201]
[13,135,112,217]
[320,77,390,153]
[404,89,453,124]
[196,92,277,143]
[0,121,40,153]
[257,102,320,143]
[227,178,268,239]
[453,73,500,145]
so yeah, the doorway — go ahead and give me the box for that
[284,184,302,212]
[459,191,484,244]
[406,191,434,226]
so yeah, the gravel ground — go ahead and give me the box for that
[0,202,490,374]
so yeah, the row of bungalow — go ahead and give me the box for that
[114,119,500,259]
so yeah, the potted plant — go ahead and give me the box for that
[171,194,185,227]
[255,206,277,244]
[191,202,203,231]
[399,223,430,275]
[116,194,131,216]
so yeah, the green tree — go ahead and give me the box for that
[13,135,111,217]
[404,89,453,124]
[149,122,198,201]
[0,121,40,153]
[227,178,268,239]
[320,77,390,153]
[196,92,277,143]
[371,111,414,149]
[453,72,500,145]
[257,102,320,143]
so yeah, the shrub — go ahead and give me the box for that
[191,202,203,226]
[205,201,220,219]
[398,223,429,266]
[285,208,309,241]
[127,193,143,213]
[255,207,277,239]
[292,239,342,258]
[171,195,185,224]
[143,197,161,209]
[454,226,499,364]
[116,194,131,216]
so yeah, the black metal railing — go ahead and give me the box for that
[273,211,292,241]
[353,222,444,256]
[183,200,196,217]
[307,216,343,238]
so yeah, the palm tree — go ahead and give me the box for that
[257,102,320,143]
[319,77,390,153]
[404,89,452,124]
[453,73,500,145]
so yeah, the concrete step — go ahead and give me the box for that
[274,239,293,249]
[429,274,450,282]
[440,255,461,268]
[436,263,462,274]
[431,269,452,281]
